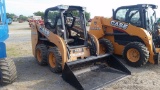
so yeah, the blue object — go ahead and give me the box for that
[0,25,9,42]
[8,18,12,25]
[0,0,9,59]
[0,42,6,58]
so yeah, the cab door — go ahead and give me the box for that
[112,7,142,45]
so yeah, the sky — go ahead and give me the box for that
[5,0,160,18]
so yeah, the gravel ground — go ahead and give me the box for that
[1,22,160,90]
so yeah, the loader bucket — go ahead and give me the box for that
[62,54,131,90]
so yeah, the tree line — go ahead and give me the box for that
[7,13,28,21]
[6,11,91,22]
[33,11,91,21]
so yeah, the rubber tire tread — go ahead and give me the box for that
[99,38,114,54]
[0,59,17,85]
[36,44,48,66]
[123,42,149,67]
[48,47,62,73]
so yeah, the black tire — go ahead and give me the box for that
[88,35,97,56]
[123,42,149,67]
[88,42,96,56]
[35,44,48,66]
[99,38,114,54]
[47,47,62,73]
[0,59,17,85]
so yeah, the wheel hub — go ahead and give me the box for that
[49,53,56,68]
[127,48,140,62]
[37,49,42,62]
[100,44,106,54]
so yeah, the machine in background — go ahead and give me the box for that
[0,0,17,85]
[89,4,160,67]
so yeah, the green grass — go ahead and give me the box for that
[6,47,20,57]
[6,42,32,57]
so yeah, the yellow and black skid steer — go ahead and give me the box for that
[30,5,131,90]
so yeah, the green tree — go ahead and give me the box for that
[19,15,28,21]
[85,12,90,21]
[33,10,90,21]
[71,11,79,17]
[48,11,59,19]
[33,11,44,18]
[71,11,90,21]
[157,18,160,24]
[6,13,16,19]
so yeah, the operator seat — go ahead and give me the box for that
[63,14,76,44]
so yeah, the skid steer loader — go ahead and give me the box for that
[31,5,131,90]
[89,4,160,67]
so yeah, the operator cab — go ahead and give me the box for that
[113,4,157,33]
[44,5,87,48]
[112,4,160,46]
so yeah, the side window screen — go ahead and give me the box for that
[129,10,140,24]
[57,18,61,26]
[115,9,129,22]
[47,10,59,26]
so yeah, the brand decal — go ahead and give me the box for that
[90,27,101,30]
[39,26,50,37]
[90,21,101,30]
[110,20,128,30]
[31,32,37,35]
[71,52,84,57]
[94,21,97,25]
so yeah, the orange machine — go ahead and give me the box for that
[30,5,130,90]
[89,4,159,67]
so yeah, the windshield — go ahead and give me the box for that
[62,9,87,46]
[64,10,86,30]
[146,8,156,31]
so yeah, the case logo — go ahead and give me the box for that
[90,21,101,30]
[39,26,50,37]
[110,20,128,30]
